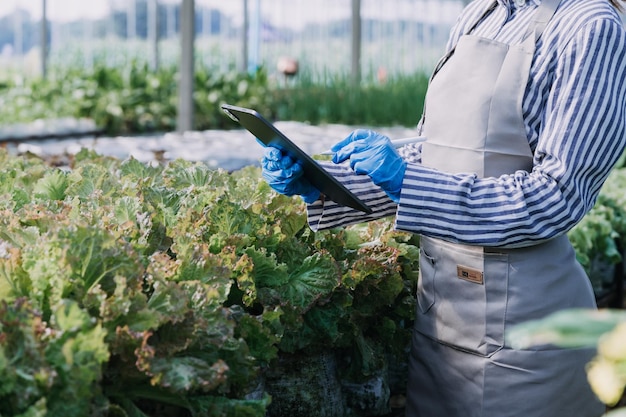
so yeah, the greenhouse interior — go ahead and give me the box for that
[0,1,625,416]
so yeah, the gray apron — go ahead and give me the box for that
[406,0,605,415]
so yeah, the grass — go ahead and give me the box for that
[271,70,429,128]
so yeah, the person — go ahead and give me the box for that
[260,0,626,415]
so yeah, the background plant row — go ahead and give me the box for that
[0,62,428,135]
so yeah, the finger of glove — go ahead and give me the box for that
[350,150,385,176]
[332,131,389,164]
[372,160,406,202]
[263,171,299,196]
[263,158,302,182]
[332,137,382,164]
[332,141,363,164]
[263,147,283,162]
[349,140,400,178]
[330,129,372,153]
[262,148,295,172]
[353,150,405,202]
[336,135,390,167]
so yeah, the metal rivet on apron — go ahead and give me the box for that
[515,0,526,8]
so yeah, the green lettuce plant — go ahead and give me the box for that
[0,150,418,417]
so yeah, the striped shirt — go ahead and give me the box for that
[308,0,626,248]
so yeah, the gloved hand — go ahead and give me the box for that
[331,129,406,202]
[261,147,321,203]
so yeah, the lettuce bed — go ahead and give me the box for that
[0,149,623,417]
[0,149,419,417]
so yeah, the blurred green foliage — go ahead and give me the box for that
[0,63,428,135]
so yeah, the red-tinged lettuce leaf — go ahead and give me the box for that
[0,244,31,301]
[141,185,182,233]
[145,280,190,324]
[343,245,402,292]
[231,251,256,308]
[96,275,156,333]
[204,201,265,253]
[0,299,109,417]
[0,210,40,247]
[109,325,151,370]
[109,196,153,248]
[0,299,52,414]
[232,248,289,308]
[20,235,73,313]
[130,313,254,396]
[244,248,289,288]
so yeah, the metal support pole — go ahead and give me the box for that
[177,0,195,132]
[127,0,136,39]
[242,0,249,72]
[83,18,93,68]
[14,9,23,56]
[148,0,160,70]
[248,0,261,73]
[41,0,48,78]
[167,3,175,39]
[107,0,115,39]
[351,0,361,85]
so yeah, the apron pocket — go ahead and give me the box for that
[415,236,508,357]
[417,247,436,313]
[483,347,605,417]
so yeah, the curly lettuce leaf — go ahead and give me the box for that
[234,314,280,364]
[147,357,229,393]
[0,299,109,417]
[33,170,69,201]
[281,252,340,310]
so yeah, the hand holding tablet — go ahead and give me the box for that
[222,104,374,213]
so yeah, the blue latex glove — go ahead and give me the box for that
[261,147,321,203]
[331,129,406,202]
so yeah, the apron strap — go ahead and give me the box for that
[523,0,562,41]
[417,0,562,134]
[430,1,498,80]
[432,0,562,79]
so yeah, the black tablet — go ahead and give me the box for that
[221,104,373,214]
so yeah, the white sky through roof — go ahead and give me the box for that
[0,0,462,26]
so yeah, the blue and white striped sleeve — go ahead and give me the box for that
[306,143,423,231]
[306,161,397,231]
[396,17,626,248]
